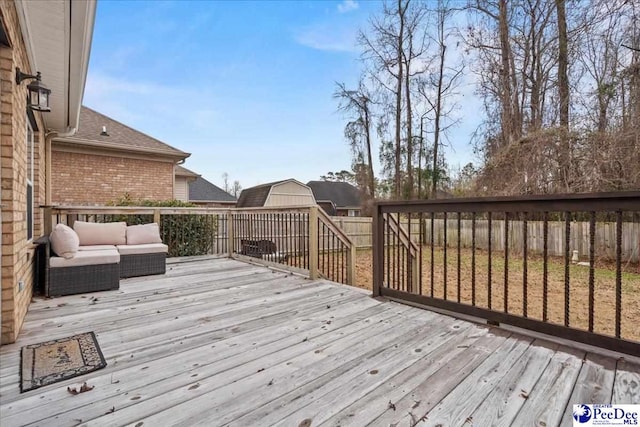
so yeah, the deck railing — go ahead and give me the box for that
[372,192,640,355]
[47,205,356,286]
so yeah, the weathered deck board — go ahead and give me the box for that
[0,258,637,427]
[613,359,640,404]
[509,346,585,427]
[465,340,558,426]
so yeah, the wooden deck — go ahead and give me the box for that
[1,257,638,427]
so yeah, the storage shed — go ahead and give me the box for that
[236,179,316,207]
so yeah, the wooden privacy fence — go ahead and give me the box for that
[372,191,640,355]
[333,216,640,262]
[47,205,356,286]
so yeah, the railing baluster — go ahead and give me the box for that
[443,212,448,300]
[430,212,435,297]
[488,211,492,310]
[395,219,400,290]
[419,212,423,296]
[615,210,622,338]
[408,213,412,293]
[522,213,528,318]
[588,211,596,332]
[543,212,548,322]
[457,212,461,303]
[564,211,571,327]
[504,212,509,313]
[472,212,476,306]
[385,215,390,289]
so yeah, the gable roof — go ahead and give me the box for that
[306,181,361,208]
[175,165,200,178]
[54,106,190,161]
[189,176,237,203]
[236,180,287,207]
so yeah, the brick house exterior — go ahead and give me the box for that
[0,0,95,343]
[51,106,190,205]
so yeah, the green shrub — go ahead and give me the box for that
[108,194,218,257]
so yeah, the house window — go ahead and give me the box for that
[26,121,34,240]
[348,209,359,217]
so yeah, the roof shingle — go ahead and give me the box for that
[189,176,237,202]
[61,106,189,159]
[306,181,361,208]
[236,180,287,207]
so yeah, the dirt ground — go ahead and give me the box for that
[351,247,640,342]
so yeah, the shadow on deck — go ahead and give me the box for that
[0,256,638,427]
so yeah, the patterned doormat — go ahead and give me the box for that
[20,332,107,393]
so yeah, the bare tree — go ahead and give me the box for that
[334,81,376,199]
[231,180,242,198]
[221,172,229,193]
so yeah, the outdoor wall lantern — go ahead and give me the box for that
[15,68,51,112]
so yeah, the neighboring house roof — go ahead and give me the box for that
[54,106,190,161]
[175,165,200,178]
[307,181,361,208]
[189,176,237,203]
[236,180,287,207]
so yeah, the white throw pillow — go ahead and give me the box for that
[49,223,79,259]
[73,221,127,246]
[126,223,162,245]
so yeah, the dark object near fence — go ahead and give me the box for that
[240,239,288,263]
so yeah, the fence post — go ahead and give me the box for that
[372,204,383,297]
[227,210,234,258]
[309,206,319,280]
[153,209,160,225]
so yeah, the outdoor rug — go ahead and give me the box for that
[20,332,107,392]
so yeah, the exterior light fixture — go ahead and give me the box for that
[15,68,51,112]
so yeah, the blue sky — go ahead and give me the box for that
[84,0,480,190]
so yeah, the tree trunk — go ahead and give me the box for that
[498,0,514,147]
[557,0,569,128]
[556,0,570,191]
[432,31,446,199]
[405,52,413,199]
[394,0,405,199]
[364,108,375,199]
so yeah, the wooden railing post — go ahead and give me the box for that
[43,206,53,236]
[153,209,160,225]
[309,206,319,280]
[227,210,234,258]
[372,204,383,297]
[347,244,356,286]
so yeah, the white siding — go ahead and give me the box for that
[174,176,189,201]
[265,181,315,206]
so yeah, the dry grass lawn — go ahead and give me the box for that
[351,247,640,342]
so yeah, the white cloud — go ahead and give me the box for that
[337,0,359,14]
[294,23,358,52]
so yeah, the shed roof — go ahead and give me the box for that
[189,176,237,203]
[236,180,287,207]
[56,106,190,160]
[306,181,361,208]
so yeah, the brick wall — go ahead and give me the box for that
[1,1,47,344]
[51,151,175,205]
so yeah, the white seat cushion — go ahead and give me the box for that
[78,245,117,251]
[50,249,120,268]
[126,223,162,245]
[116,243,168,255]
[73,221,127,246]
[49,223,80,259]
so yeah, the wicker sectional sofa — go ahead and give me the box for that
[43,222,168,296]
